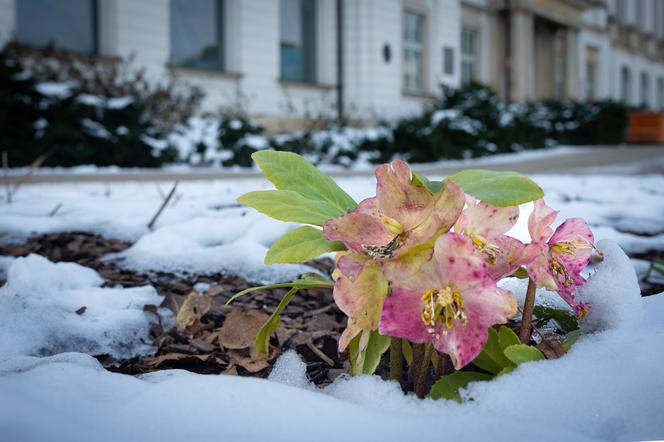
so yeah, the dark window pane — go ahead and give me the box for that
[171,0,224,70]
[17,0,96,54]
[280,0,316,82]
[444,46,454,75]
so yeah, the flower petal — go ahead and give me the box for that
[549,218,595,273]
[432,180,466,234]
[526,248,558,291]
[336,252,370,281]
[456,200,519,239]
[528,199,558,244]
[333,263,388,332]
[324,208,395,256]
[381,242,435,287]
[375,160,434,231]
[487,235,534,280]
[434,233,491,292]
[378,287,431,344]
[433,285,517,369]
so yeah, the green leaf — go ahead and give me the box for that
[255,288,298,357]
[471,327,514,374]
[349,331,391,376]
[496,366,515,377]
[265,226,346,264]
[511,267,529,279]
[497,326,520,351]
[445,169,544,206]
[226,277,332,305]
[504,344,545,365]
[561,329,582,352]
[411,171,443,193]
[238,190,343,226]
[533,305,579,332]
[429,371,492,401]
[401,339,413,365]
[252,150,357,213]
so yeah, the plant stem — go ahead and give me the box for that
[410,343,424,385]
[390,337,404,382]
[519,278,537,344]
[415,343,433,399]
[433,351,448,381]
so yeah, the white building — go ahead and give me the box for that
[1,0,663,130]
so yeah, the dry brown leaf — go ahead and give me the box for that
[218,308,268,350]
[228,349,270,373]
[175,291,212,334]
[537,337,567,359]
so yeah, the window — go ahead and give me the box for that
[641,71,650,108]
[280,0,316,83]
[443,46,454,76]
[461,28,478,85]
[658,78,664,110]
[16,0,97,54]
[403,11,424,92]
[584,47,598,101]
[170,0,224,71]
[615,0,627,24]
[621,66,632,103]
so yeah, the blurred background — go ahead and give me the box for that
[1,0,663,169]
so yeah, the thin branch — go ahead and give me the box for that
[147,181,178,230]
[305,341,334,366]
[12,149,54,197]
[519,278,537,344]
[48,203,63,217]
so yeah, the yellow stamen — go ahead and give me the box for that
[471,234,500,265]
[550,241,577,256]
[549,258,573,286]
[421,287,467,334]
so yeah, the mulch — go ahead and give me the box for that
[0,232,348,385]
[1,231,662,386]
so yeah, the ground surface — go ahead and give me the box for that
[1,149,663,441]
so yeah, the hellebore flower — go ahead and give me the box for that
[332,257,388,353]
[454,197,532,279]
[526,199,595,316]
[324,160,465,261]
[379,233,517,369]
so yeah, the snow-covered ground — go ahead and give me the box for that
[1,171,663,441]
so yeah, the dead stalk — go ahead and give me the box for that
[147,181,178,230]
[519,278,537,344]
[12,149,54,197]
[2,151,10,203]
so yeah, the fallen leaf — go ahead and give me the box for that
[537,336,567,359]
[175,291,213,334]
[75,306,87,315]
[218,308,268,350]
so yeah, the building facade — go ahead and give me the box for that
[1,0,663,129]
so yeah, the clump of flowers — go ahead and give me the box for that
[235,151,596,399]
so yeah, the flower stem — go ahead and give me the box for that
[433,351,448,381]
[415,343,433,399]
[390,337,404,382]
[519,278,537,344]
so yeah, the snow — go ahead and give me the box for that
[0,254,165,359]
[1,162,663,441]
[35,81,76,99]
[578,239,644,332]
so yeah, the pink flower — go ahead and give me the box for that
[454,197,532,279]
[379,233,517,369]
[332,256,388,352]
[324,160,465,261]
[526,199,594,315]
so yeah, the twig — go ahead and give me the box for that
[147,181,178,230]
[519,278,538,344]
[12,149,54,197]
[48,203,63,217]
[305,341,334,366]
[2,151,10,203]
[301,304,335,318]
[415,343,433,399]
[390,337,404,382]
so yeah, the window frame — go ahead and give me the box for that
[169,0,225,72]
[16,0,99,55]
[460,27,478,85]
[402,10,425,93]
[279,0,317,84]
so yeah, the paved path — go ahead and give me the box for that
[5,145,663,184]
